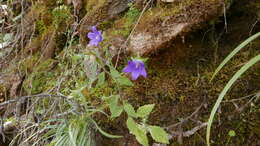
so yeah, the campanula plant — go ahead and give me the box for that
[84,26,168,146]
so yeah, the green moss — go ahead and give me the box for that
[52,5,72,29]
[36,20,47,35]
[85,0,106,12]
[22,58,58,94]
[109,5,140,37]
[18,53,41,73]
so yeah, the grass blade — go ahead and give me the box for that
[210,32,260,81]
[91,119,123,138]
[206,54,260,146]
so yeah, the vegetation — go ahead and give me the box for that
[0,0,259,145]
[207,32,260,146]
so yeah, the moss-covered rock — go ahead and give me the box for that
[127,0,227,56]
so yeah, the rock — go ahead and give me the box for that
[127,0,226,56]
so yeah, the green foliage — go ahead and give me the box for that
[36,20,47,35]
[47,117,96,146]
[228,130,236,137]
[127,117,149,146]
[126,4,140,22]
[106,95,124,118]
[102,92,168,146]
[91,119,122,138]
[148,126,169,144]
[110,66,134,86]
[136,104,155,118]
[52,5,71,28]
[22,58,57,94]
[210,32,260,81]
[207,32,260,146]
[124,103,138,118]
[124,107,169,146]
[111,4,140,37]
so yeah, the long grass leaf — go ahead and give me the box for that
[68,123,78,146]
[91,119,123,138]
[210,32,260,81]
[78,123,89,146]
[207,54,260,146]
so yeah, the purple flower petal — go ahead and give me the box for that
[98,31,102,36]
[140,66,147,78]
[92,26,98,33]
[87,32,96,39]
[89,40,99,46]
[123,66,131,73]
[96,35,103,42]
[123,61,134,73]
[87,26,103,46]
[131,70,140,80]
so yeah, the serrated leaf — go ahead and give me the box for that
[124,103,137,118]
[148,126,169,144]
[126,117,149,146]
[137,104,155,118]
[108,95,123,118]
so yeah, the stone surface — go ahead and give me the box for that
[127,0,225,56]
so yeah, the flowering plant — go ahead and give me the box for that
[123,59,147,80]
[87,26,103,46]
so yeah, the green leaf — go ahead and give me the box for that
[110,67,133,86]
[71,54,82,62]
[126,117,138,134]
[126,117,149,146]
[111,105,123,118]
[207,54,260,146]
[124,103,137,118]
[110,67,121,78]
[211,32,260,81]
[228,130,236,137]
[136,104,155,118]
[108,95,123,118]
[117,76,134,86]
[148,126,169,144]
[110,105,123,118]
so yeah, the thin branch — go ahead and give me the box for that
[169,122,208,138]
[166,101,204,130]
[0,93,70,107]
